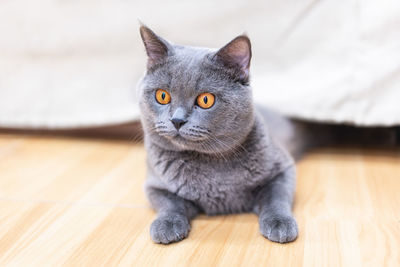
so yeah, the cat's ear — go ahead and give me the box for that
[213,35,252,83]
[139,25,171,69]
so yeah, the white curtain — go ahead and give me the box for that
[1,0,399,128]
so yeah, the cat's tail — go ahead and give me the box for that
[256,106,314,160]
[257,105,399,160]
[278,119,332,160]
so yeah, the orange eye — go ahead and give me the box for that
[196,93,215,109]
[155,89,171,105]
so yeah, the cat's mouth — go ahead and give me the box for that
[162,129,210,149]
[173,131,208,143]
[154,123,211,148]
[159,129,236,154]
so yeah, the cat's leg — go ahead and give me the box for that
[146,187,199,244]
[254,166,298,243]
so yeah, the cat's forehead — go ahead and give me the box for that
[145,45,221,93]
[170,46,212,72]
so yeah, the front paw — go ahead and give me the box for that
[259,215,298,243]
[150,213,190,244]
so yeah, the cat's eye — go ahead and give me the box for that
[155,89,171,105]
[196,93,215,109]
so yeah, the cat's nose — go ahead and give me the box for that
[171,107,188,130]
[170,118,187,130]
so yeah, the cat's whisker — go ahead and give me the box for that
[200,139,228,162]
[205,134,247,162]
[128,130,144,143]
[193,125,212,133]
[204,137,232,162]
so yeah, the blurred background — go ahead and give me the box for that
[0,0,400,133]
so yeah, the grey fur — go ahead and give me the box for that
[138,26,298,244]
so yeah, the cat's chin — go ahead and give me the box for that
[152,130,238,154]
[166,135,236,155]
[169,134,205,147]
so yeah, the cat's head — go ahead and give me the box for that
[138,26,254,154]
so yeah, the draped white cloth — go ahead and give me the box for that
[1,0,399,128]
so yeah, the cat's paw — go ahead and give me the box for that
[150,213,190,244]
[259,215,298,243]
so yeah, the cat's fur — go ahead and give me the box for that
[138,26,298,244]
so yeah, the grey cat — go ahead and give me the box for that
[137,26,300,244]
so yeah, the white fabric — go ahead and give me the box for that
[1,0,399,128]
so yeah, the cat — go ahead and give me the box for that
[137,25,299,244]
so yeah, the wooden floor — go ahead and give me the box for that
[0,133,399,266]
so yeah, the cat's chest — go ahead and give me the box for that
[151,152,268,214]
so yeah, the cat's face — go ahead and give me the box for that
[138,26,254,154]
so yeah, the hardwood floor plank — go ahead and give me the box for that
[0,136,147,206]
[0,134,399,266]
